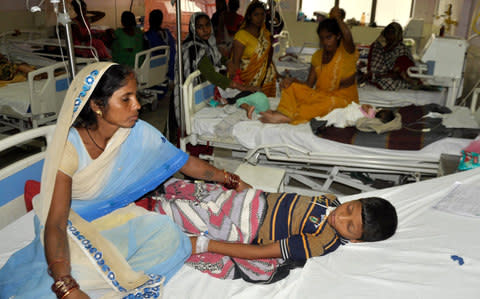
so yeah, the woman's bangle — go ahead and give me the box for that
[61,287,79,299]
[223,170,240,190]
[51,275,79,299]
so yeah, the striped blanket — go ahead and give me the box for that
[155,179,290,283]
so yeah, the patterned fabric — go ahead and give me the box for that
[181,12,224,84]
[257,193,346,261]
[277,42,359,124]
[367,22,415,91]
[234,27,277,97]
[311,104,479,150]
[155,179,290,283]
[174,12,224,125]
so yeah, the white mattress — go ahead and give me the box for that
[2,168,480,298]
[0,81,30,116]
[193,98,472,159]
[358,84,447,107]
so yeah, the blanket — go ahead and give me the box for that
[154,179,291,283]
[310,104,479,150]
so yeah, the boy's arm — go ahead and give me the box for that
[191,237,282,259]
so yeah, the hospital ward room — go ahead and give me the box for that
[2,0,480,298]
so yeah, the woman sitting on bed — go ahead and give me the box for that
[0,62,250,298]
[366,22,421,90]
[177,12,267,120]
[260,6,358,125]
[229,0,277,97]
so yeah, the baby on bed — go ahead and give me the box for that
[155,179,398,283]
[316,102,395,128]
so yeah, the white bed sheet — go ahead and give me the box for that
[358,84,447,107]
[193,98,472,159]
[2,168,480,298]
[0,81,30,116]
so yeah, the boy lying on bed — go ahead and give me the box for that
[155,179,398,283]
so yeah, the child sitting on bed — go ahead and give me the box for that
[316,102,395,128]
[155,179,398,282]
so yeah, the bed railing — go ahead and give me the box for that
[0,125,55,229]
[182,70,215,136]
[135,45,169,90]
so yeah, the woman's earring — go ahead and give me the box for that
[96,110,103,117]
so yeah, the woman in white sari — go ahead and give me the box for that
[0,62,249,298]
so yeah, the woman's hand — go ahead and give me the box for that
[329,6,342,20]
[280,77,296,89]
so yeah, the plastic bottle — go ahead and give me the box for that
[360,12,366,26]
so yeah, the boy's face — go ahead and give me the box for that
[327,200,363,242]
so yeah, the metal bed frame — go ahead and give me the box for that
[179,71,450,195]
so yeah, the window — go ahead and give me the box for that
[299,0,413,27]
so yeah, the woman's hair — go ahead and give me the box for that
[149,9,163,31]
[244,1,266,26]
[215,0,227,12]
[74,64,134,129]
[121,11,137,28]
[195,14,210,28]
[316,18,341,37]
[72,0,86,15]
[228,0,240,13]
[359,197,398,242]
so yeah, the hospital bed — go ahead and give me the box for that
[0,59,95,133]
[1,123,480,298]
[134,45,170,109]
[272,31,455,108]
[0,29,99,64]
[180,70,478,195]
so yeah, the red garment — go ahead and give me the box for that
[73,17,111,59]
[224,12,243,36]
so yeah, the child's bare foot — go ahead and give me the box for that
[247,105,255,119]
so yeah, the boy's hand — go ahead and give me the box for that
[189,236,197,255]
[236,180,252,192]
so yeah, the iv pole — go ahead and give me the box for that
[173,0,185,137]
[58,0,77,78]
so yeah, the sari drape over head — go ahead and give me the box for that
[174,12,225,125]
[367,22,415,90]
[277,41,359,124]
[0,62,191,298]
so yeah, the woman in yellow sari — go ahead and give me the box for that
[230,1,276,97]
[260,7,358,125]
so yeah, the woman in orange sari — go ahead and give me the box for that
[260,7,358,124]
[230,1,276,97]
